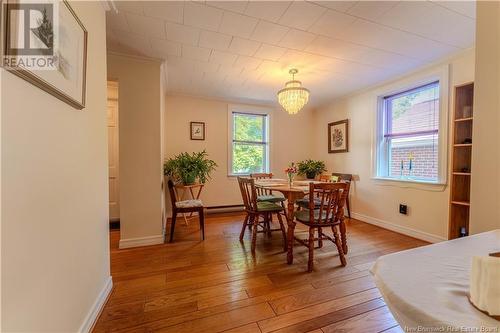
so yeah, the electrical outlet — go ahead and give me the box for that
[399,204,408,215]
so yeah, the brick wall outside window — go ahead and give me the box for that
[389,145,438,179]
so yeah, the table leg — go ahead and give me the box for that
[286,193,295,264]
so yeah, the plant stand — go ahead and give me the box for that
[174,183,204,225]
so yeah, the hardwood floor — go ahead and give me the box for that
[93,212,427,333]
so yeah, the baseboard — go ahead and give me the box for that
[79,276,113,333]
[118,234,164,249]
[351,212,446,243]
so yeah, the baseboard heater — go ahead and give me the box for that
[206,204,244,214]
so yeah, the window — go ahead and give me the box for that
[230,112,269,175]
[376,81,442,183]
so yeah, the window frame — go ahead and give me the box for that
[227,105,271,176]
[372,66,449,188]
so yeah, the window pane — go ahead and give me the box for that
[388,83,439,135]
[388,133,438,181]
[234,113,264,142]
[232,143,265,174]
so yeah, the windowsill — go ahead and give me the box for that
[371,176,447,191]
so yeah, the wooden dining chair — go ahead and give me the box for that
[250,173,286,204]
[167,179,205,243]
[331,173,352,218]
[287,182,348,272]
[237,177,287,253]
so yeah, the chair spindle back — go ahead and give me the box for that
[308,182,348,225]
[250,173,274,196]
[237,177,259,212]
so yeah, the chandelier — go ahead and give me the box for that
[277,69,310,115]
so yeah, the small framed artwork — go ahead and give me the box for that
[190,122,205,140]
[328,119,349,153]
[2,1,88,109]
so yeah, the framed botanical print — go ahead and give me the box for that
[2,0,88,109]
[328,119,349,153]
[190,122,205,140]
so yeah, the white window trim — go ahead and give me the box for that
[371,65,449,190]
[227,104,272,177]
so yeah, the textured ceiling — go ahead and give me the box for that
[106,1,475,107]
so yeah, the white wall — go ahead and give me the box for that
[107,53,164,248]
[1,2,110,331]
[470,1,500,234]
[164,95,315,210]
[312,49,475,242]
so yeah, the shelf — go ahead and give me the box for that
[454,143,472,147]
[455,117,473,122]
[453,172,471,176]
[451,201,470,206]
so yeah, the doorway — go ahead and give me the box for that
[107,80,120,223]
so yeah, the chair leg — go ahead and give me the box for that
[317,227,323,248]
[169,212,177,243]
[199,208,205,241]
[332,225,347,266]
[308,227,315,272]
[346,197,351,218]
[251,214,259,254]
[340,218,348,254]
[239,214,249,241]
[276,211,287,252]
[286,220,296,264]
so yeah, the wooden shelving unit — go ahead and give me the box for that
[448,82,474,239]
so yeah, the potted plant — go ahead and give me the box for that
[164,150,217,185]
[297,159,327,179]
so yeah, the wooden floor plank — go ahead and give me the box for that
[93,213,427,333]
[321,306,398,333]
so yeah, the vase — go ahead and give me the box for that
[288,174,294,187]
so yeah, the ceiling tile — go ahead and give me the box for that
[250,21,289,44]
[209,50,238,65]
[125,13,166,39]
[254,44,287,61]
[310,1,358,13]
[346,1,398,21]
[115,1,144,14]
[142,1,184,24]
[278,1,327,30]
[182,45,211,62]
[278,28,316,50]
[184,2,224,31]
[151,38,182,57]
[219,11,259,38]
[244,1,291,22]
[308,9,356,39]
[199,30,232,50]
[228,37,261,56]
[106,12,130,31]
[431,1,476,19]
[115,31,152,55]
[234,56,263,70]
[209,1,249,14]
[166,22,200,45]
[305,36,370,60]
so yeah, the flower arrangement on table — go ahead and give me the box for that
[284,163,298,187]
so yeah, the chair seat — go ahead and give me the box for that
[296,197,322,209]
[257,195,286,203]
[294,210,328,223]
[175,199,203,209]
[257,201,283,212]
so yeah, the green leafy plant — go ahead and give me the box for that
[297,159,327,179]
[164,150,217,185]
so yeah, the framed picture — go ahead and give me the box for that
[2,1,88,109]
[328,119,349,153]
[190,122,205,140]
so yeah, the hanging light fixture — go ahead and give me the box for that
[277,69,310,115]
